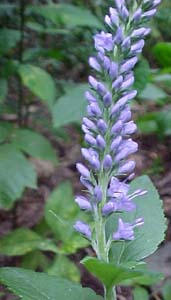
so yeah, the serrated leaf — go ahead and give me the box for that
[11,128,57,163]
[18,64,56,107]
[44,182,90,254]
[28,4,102,29]
[82,257,142,289]
[53,84,88,128]
[0,228,58,256]
[0,144,37,209]
[0,29,20,55]
[107,176,166,263]
[0,268,101,300]
[133,287,149,300]
[47,254,80,283]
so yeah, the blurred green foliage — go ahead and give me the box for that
[0,0,170,298]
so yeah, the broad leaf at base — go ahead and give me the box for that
[82,257,142,289]
[0,268,102,300]
[106,175,166,263]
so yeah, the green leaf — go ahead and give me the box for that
[139,83,167,102]
[0,4,16,16]
[53,84,88,128]
[29,4,102,28]
[11,128,57,163]
[137,112,158,134]
[44,182,90,254]
[107,176,166,263]
[0,228,58,256]
[21,251,49,271]
[131,271,163,286]
[153,73,171,85]
[133,287,149,300]
[162,281,171,300]
[137,110,171,136]
[18,64,56,107]
[121,267,163,286]
[0,78,8,101]
[1,59,18,78]
[0,122,13,143]
[82,257,142,289]
[47,254,80,283]
[26,21,69,35]
[134,58,150,94]
[0,268,101,300]
[0,29,20,55]
[0,144,37,209]
[153,42,171,67]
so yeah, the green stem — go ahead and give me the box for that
[104,286,117,300]
[94,210,108,262]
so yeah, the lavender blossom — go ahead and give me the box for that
[74,0,160,259]
[113,218,144,241]
[73,221,91,239]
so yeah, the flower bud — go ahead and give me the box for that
[74,221,91,239]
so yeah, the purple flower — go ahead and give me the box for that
[94,31,113,52]
[82,117,96,131]
[109,62,118,80]
[118,160,136,174]
[89,57,101,72]
[110,136,122,152]
[120,57,138,74]
[132,8,142,22]
[85,133,97,146]
[75,196,92,211]
[73,221,92,239]
[142,9,157,19]
[102,201,118,215]
[131,39,145,54]
[88,75,98,89]
[97,119,108,134]
[94,185,103,203]
[113,218,144,241]
[85,91,97,104]
[96,134,106,150]
[76,163,90,178]
[108,177,129,198]
[103,154,113,171]
[131,27,151,38]
[74,0,159,246]
[109,7,119,26]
